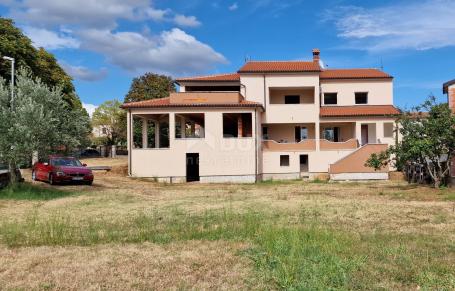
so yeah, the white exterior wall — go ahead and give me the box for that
[320,80,393,106]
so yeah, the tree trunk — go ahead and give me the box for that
[8,162,16,186]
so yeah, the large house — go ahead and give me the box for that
[121,49,400,183]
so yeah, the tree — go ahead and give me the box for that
[366,97,455,188]
[124,73,175,103]
[0,17,82,110]
[92,100,127,146]
[0,69,91,183]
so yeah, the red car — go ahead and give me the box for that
[32,156,94,185]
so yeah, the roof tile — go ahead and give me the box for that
[320,105,400,117]
[121,97,262,109]
[176,73,240,83]
[320,69,392,79]
[238,61,321,73]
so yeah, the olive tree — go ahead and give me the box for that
[366,97,455,188]
[0,69,90,183]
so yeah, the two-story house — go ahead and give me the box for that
[121,49,400,183]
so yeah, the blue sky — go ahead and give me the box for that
[0,0,454,115]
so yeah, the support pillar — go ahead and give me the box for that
[315,122,320,151]
[155,121,160,148]
[355,122,362,146]
[180,116,186,138]
[142,118,148,149]
[237,115,243,137]
[376,121,384,144]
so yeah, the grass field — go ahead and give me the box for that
[0,157,454,290]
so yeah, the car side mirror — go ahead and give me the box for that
[43,162,49,166]
[83,163,87,167]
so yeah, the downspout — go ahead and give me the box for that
[128,109,132,176]
[255,109,258,182]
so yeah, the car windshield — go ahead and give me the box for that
[51,158,82,167]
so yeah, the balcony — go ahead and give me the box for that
[320,138,358,150]
[262,139,316,151]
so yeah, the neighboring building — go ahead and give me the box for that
[92,125,109,138]
[443,79,455,180]
[122,49,400,183]
[443,79,455,113]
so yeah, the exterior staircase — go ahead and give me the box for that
[329,144,389,180]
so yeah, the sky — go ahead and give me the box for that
[0,0,454,116]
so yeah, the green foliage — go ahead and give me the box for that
[0,18,82,110]
[124,72,175,103]
[366,97,455,188]
[0,183,74,200]
[91,99,126,145]
[0,69,91,174]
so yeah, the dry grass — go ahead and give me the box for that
[0,157,454,289]
[0,241,256,290]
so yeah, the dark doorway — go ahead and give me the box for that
[300,154,308,172]
[186,153,200,182]
[361,124,368,145]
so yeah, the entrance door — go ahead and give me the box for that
[186,153,199,182]
[361,124,368,145]
[299,154,308,172]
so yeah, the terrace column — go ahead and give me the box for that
[376,122,384,144]
[180,116,186,138]
[155,121,160,148]
[237,115,243,137]
[142,118,148,149]
[315,122,320,151]
[355,122,362,146]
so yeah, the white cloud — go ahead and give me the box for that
[228,3,238,11]
[173,14,201,28]
[79,28,227,76]
[82,103,97,117]
[61,62,108,81]
[326,0,455,51]
[23,26,79,49]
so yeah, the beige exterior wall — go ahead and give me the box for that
[320,79,393,106]
[127,73,397,182]
[129,107,259,181]
[241,73,320,123]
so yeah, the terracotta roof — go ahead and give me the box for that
[320,69,392,80]
[175,73,240,83]
[121,97,263,109]
[238,61,321,73]
[320,105,400,117]
[443,79,455,94]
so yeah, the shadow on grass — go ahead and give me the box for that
[0,183,75,200]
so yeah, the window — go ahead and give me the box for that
[355,92,368,104]
[223,113,252,138]
[280,155,290,167]
[383,122,394,138]
[324,93,337,105]
[101,127,107,134]
[284,95,300,104]
[262,126,269,140]
[323,127,340,142]
[294,126,308,142]
[175,113,205,138]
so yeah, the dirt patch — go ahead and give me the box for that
[0,241,257,290]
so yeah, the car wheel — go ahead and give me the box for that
[49,174,56,185]
[85,180,93,186]
[32,170,37,181]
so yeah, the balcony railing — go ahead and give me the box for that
[262,139,316,151]
[319,138,358,150]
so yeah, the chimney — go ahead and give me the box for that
[312,48,320,63]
